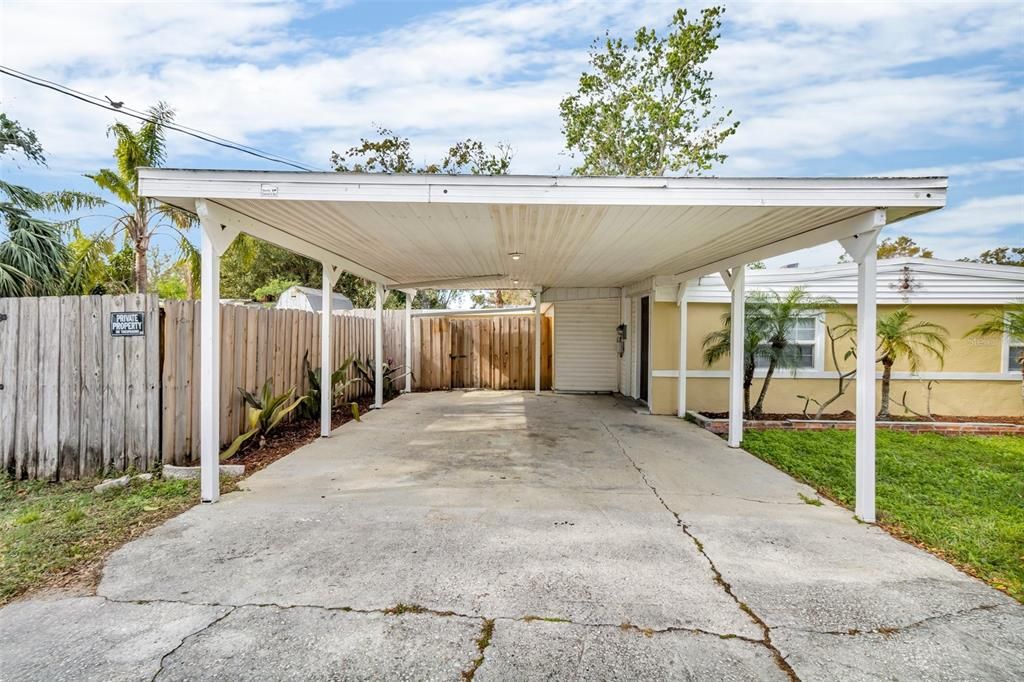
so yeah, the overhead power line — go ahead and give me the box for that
[0,64,322,172]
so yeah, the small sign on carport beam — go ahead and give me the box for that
[110,311,145,337]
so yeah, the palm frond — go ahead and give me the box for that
[40,190,110,213]
[86,169,134,205]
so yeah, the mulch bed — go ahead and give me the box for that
[699,411,1024,425]
[221,397,376,475]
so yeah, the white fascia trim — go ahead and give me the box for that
[140,169,947,208]
[687,295,1024,305]
[685,369,1021,381]
[672,209,889,284]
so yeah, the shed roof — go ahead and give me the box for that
[139,169,947,291]
[277,285,354,310]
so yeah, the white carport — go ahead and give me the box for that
[139,170,946,521]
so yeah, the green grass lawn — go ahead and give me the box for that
[0,476,200,605]
[742,430,1024,602]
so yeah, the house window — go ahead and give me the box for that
[1008,336,1024,374]
[755,316,818,369]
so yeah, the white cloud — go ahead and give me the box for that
[878,157,1024,184]
[2,0,1021,268]
[902,194,1024,236]
[3,0,1021,177]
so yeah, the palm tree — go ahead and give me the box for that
[875,308,949,418]
[702,297,770,417]
[1,112,105,296]
[78,102,196,294]
[748,288,836,417]
[966,301,1024,398]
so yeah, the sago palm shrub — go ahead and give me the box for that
[875,308,949,418]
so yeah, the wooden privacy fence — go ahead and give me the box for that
[160,304,407,465]
[0,295,161,480]
[411,315,552,390]
[2,296,550,479]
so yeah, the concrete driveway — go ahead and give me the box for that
[2,392,1021,680]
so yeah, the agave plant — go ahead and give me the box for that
[221,380,306,460]
[299,350,363,421]
[353,357,411,402]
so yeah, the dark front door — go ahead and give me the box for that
[639,295,650,404]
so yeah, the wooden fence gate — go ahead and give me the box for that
[0,294,161,480]
[411,315,551,390]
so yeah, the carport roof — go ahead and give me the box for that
[139,169,947,291]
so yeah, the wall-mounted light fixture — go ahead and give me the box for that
[508,252,523,260]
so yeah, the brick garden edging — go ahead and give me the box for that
[685,411,1024,437]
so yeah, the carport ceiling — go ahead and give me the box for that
[139,170,947,290]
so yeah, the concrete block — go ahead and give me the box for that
[93,475,130,494]
[162,464,245,481]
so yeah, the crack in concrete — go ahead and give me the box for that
[461,618,495,680]
[99,594,763,646]
[99,594,484,622]
[779,603,1005,638]
[598,418,801,682]
[150,605,237,681]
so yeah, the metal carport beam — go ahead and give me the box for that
[672,209,889,285]
[194,199,392,287]
[721,266,746,449]
[839,222,885,523]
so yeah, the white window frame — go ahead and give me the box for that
[1002,322,1023,376]
[751,312,826,376]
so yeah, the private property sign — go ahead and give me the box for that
[110,311,145,336]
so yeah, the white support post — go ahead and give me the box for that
[534,289,542,395]
[726,266,745,448]
[198,224,221,503]
[676,282,688,418]
[403,290,415,393]
[320,264,332,437]
[374,282,384,409]
[841,225,882,522]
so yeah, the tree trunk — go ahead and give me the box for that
[134,237,149,294]
[813,370,855,420]
[878,358,893,418]
[743,354,755,418]
[751,358,778,417]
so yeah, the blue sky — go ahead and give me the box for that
[1,0,1021,268]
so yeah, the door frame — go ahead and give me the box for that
[638,295,651,405]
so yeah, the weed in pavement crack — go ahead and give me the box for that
[461,618,495,680]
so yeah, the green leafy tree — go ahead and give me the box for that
[77,102,196,294]
[560,6,739,175]
[840,235,934,263]
[966,301,1024,396]
[874,308,949,418]
[251,278,301,303]
[747,288,836,417]
[469,290,534,308]
[961,247,1024,267]
[330,127,511,175]
[877,235,934,259]
[1,112,102,296]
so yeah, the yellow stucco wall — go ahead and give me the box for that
[647,301,1022,417]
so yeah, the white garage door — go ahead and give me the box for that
[553,298,620,392]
